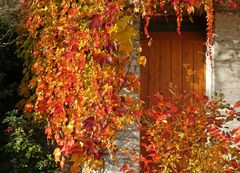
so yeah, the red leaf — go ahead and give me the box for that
[93,52,112,68]
[171,0,180,5]
[140,142,148,149]
[230,2,238,9]
[105,41,117,54]
[230,127,240,135]
[63,51,76,58]
[234,100,240,108]
[68,7,78,15]
[94,151,103,160]
[147,153,157,158]
[162,131,170,138]
[66,95,75,105]
[45,126,52,139]
[120,163,129,172]
[83,116,96,130]
[230,160,238,168]
[55,103,65,114]
[186,0,195,6]
[107,4,118,16]
[234,133,240,144]
[160,2,165,9]
[225,168,234,172]
[140,155,150,166]
[89,14,102,30]
[5,127,12,133]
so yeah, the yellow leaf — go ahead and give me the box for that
[108,25,118,34]
[116,25,137,42]
[66,121,74,133]
[119,0,125,8]
[138,47,142,53]
[187,6,194,14]
[53,148,61,163]
[60,157,65,170]
[148,38,152,47]
[112,26,137,54]
[119,42,133,54]
[85,167,90,173]
[138,56,147,67]
[116,16,131,30]
[111,16,137,55]
[95,160,103,167]
[71,154,85,168]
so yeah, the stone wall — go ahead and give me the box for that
[212,8,240,129]
[212,11,240,105]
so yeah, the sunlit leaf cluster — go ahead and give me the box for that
[18,0,140,171]
[140,92,240,172]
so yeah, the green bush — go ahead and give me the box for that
[2,110,58,173]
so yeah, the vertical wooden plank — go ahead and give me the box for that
[193,39,206,96]
[140,39,149,107]
[149,39,160,106]
[172,39,183,95]
[182,39,194,93]
[160,39,172,98]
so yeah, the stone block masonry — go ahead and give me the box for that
[212,9,240,129]
[213,12,240,105]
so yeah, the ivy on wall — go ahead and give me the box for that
[17,0,239,172]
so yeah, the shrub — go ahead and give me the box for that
[2,110,58,173]
[140,92,240,173]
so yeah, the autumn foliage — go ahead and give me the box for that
[16,0,240,172]
[17,0,143,171]
[140,92,240,172]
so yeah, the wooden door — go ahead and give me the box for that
[140,32,206,107]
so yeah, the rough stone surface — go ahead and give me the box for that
[213,12,240,105]
[103,15,141,173]
[212,11,240,131]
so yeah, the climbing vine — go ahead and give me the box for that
[17,0,239,172]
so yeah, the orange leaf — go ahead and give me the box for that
[70,163,80,173]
